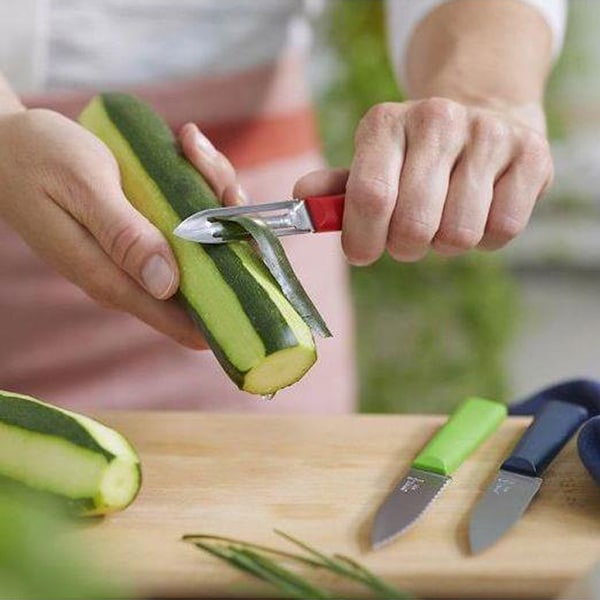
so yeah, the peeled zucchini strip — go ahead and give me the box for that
[217,215,331,338]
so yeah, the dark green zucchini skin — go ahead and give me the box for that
[0,395,113,461]
[87,93,316,392]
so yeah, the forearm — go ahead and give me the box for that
[403,0,555,131]
[0,74,25,116]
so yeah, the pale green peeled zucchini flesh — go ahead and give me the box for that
[0,391,141,515]
[218,215,331,338]
[80,94,317,395]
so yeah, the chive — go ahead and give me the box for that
[183,531,414,599]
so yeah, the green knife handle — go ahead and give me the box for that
[412,397,507,476]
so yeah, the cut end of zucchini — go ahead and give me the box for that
[91,460,142,515]
[243,345,316,395]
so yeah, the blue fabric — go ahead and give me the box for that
[509,379,600,486]
[578,417,600,486]
[509,379,600,417]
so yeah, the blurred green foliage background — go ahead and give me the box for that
[315,1,519,413]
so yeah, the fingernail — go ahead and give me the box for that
[193,127,218,159]
[347,257,371,267]
[141,254,175,299]
[235,183,249,205]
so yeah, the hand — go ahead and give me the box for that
[295,98,553,265]
[0,110,241,348]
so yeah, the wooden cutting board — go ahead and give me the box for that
[76,412,600,599]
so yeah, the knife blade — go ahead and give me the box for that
[371,397,507,550]
[173,194,345,243]
[468,399,589,554]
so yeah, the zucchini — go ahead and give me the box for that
[0,391,141,516]
[217,214,331,338]
[79,94,317,395]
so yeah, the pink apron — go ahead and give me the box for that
[0,53,356,413]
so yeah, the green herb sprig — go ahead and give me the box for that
[182,530,412,599]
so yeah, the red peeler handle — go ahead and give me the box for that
[304,194,345,233]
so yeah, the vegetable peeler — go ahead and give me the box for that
[173,194,345,243]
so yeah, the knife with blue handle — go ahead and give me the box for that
[468,399,589,554]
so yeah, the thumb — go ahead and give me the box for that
[63,178,180,300]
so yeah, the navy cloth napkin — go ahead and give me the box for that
[509,379,600,486]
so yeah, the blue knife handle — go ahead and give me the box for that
[502,400,589,477]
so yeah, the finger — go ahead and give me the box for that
[179,123,243,201]
[343,105,405,266]
[388,100,466,262]
[433,117,512,256]
[431,159,494,257]
[293,168,349,198]
[222,183,249,207]
[49,171,181,301]
[480,137,552,250]
[15,191,207,350]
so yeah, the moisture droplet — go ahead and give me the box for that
[260,393,276,401]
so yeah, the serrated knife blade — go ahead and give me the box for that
[468,400,589,554]
[370,397,507,551]
[371,467,449,549]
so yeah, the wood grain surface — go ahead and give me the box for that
[74,412,600,599]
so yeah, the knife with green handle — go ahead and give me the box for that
[371,397,507,550]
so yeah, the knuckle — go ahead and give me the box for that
[60,169,96,202]
[350,177,396,220]
[486,215,524,242]
[355,103,401,143]
[342,234,383,267]
[435,226,481,250]
[389,215,436,248]
[471,115,507,146]
[104,221,147,267]
[47,168,111,223]
[518,130,550,165]
[411,97,463,129]
[409,98,464,155]
[364,102,398,127]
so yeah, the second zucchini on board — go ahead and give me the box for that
[80,94,326,396]
[0,390,141,516]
